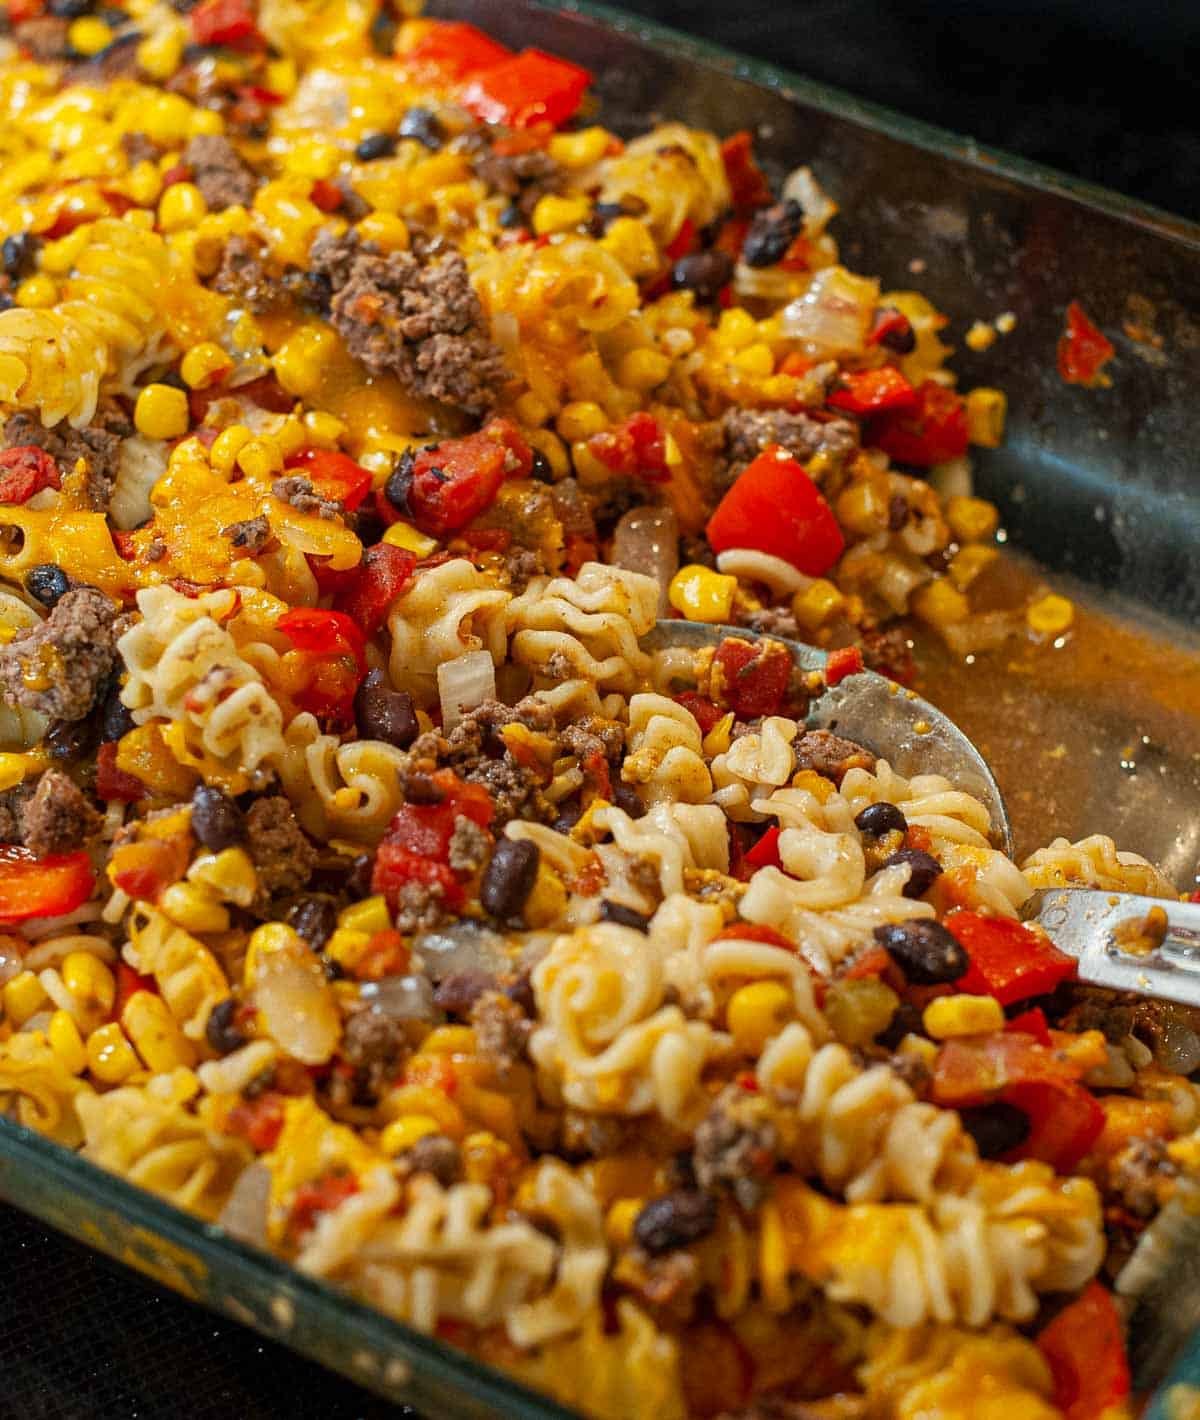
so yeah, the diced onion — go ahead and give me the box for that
[779,265,879,359]
[255,941,341,1064]
[927,456,974,500]
[218,1162,271,1247]
[414,921,510,983]
[438,649,497,731]
[782,165,838,239]
[358,973,438,1020]
[611,505,679,614]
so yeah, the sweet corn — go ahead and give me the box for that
[599,216,659,279]
[265,57,297,97]
[0,752,41,792]
[531,194,591,236]
[187,848,259,908]
[62,952,116,1023]
[605,1198,643,1246]
[791,769,835,803]
[338,895,391,936]
[948,544,999,590]
[964,320,997,353]
[158,880,230,934]
[15,274,57,309]
[67,15,112,55]
[668,564,738,623]
[382,521,438,556]
[238,437,283,480]
[946,494,999,544]
[273,325,336,398]
[727,981,793,1054]
[209,424,254,476]
[513,391,551,428]
[420,1025,476,1055]
[48,1009,87,1075]
[127,159,164,207]
[180,341,232,390]
[965,387,1007,448]
[732,342,775,376]
[524,862,568,928]
[355,211,410,252]
[380,1114,441,1155]
[158,181,208,232]
[555,401,608,443]
[836,478,891,537]
[923,993,1005,1040]
[122,990,196,1070]
[548,126,611,169]
[134,383,189,440]
[1027,592,1075,636]
[701,711,735,759]
[911,577,969,628]
[86,1021,140,1084]
[302,410,347,447]
[616,347,672,391]
[243,921,301,986]
[135,23,184,80]
[39,228,90,274]
[323,927,371,970]
[3,971,47,1027]
[792,578,845,631]
[715,307,758,351]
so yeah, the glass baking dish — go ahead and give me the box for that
[3,1,1200,1414]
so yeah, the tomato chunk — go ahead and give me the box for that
[742,826,783,871]
[0,846,94,922]
[706,447,844,576]
[673,692,723,736]
[1001,1077,1105,1172]
[945,910,1077,1005]
[371,846,464,915]
[930,1030,1083,1108]
[711,636,793,718]
[0,446,61,504]
[459,49,591,130]
[1037,1282,1130,1420]
[827,366,918,417]
[382,418,531,537]
[869,380,969,467]
[720,130,773,214]
[586,412,670,483]
[190,0,261,47]
[825,645,864,687]
[1057,300,1115,388]
[334,544,415,637]
[403,21,511,81]
[289,1171,360,1237]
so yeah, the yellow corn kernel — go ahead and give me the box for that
[726,980,793,1054]
[948,543,999,591]
[923,993,1005,1040]
[238,437,283,480]
[86,1022,140,1084]
[701,711,735,759]
[271,416,307,460]
[616,347,672,391]
[158,181,208,233]
[732,341,775,376]
[946,494,999,544]
[302,410,347,447]
[158,881,230,934]
[127,159,164,207]
[382,521,438,556]
[187,847,258,908]
[910,577,969,628]
[15,274,57,309]
[67,14,112,54]
[3,971,47,1027]
[243,921,301,987]
[791,578,845,632]
[836,478,891,537]
[531,194,591,236]
[48,1009,87,1074]
[122,990,195,1071]
[189,108,224,138]
[525,427,569,479]
[264,56,296,96]
[337,895,391,936]
[355,211,410,252]
[323,927,370,970]
[668,564,738,623]
[524,862,568,928]
[605,1198,643,1246]
[599,216,659,279]
[1027,592,1074,636]
[380,1114,441,1155]
[792,768,836,803]
[134,383,189,440]
[555,401,608,443]
[570,438,613,486]
[62,952,116,1021]
[420,1025,476,1055]
[964,319,997,353]
[273,325,336,398]
[548,126,611,169]
[513,391,551,428]
[965,386,1007,448]
[209,424,253,476]
[136,24,185,80]
[180,341,232,390]
[715,307,758,351]
[0,752,40,792]
[39,227,91,274]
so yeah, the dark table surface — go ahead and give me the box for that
[5,3,1198,1418]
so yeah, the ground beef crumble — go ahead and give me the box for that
[184,133,257,211]
[396,1133,462,1186]
[22,769,102,858]
[447,814,489,874]
[3,405,128,512]
[0,781,34,844]
[212,234,277,313]
[337,1005,409,1102]
[13,16,70,60]
[270,475,343,521]
[393,877,451,934]
[692,1084,779,1211]
[0,586,118,722]
[469,988,531,1073]
[245,795,317,898]
[719,407,859,488]
[222,514,271,551]
[740,606,801,640]
[471,143,566,219]
[791,729,877,784]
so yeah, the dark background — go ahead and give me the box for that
[4,3,1197,1419]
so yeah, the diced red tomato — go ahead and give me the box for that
[115,961,157,1015]
[225,1091,286,1151]
[1058,300,1115,388]
[308,178,343,212]
[1037,1282,1130,1420]
[284,448,372,511]
[869,381,969,467]
[109,834,191,903]
[945,911,1077,1005]
[371,846,464,915]
[868,307,915,349]
[930,1030,1084,1108]
[664,218,696,263]
[0,446,61,504]
[586,412,670,484]
[334,543,415,637]
[673,692,723,736]
[189,0,261,47]
[95,742,145,802]
[381,418,531,537]
[827,366,918,417]
[0,846,94,923]
[277,608,366,670]
[743,825,783,871]
[825,645,864,686]
[1005,1006,1052,1045]
[380,769,493,864]
[706,447,845,576]
[289,1171,360,1236]
[7,0,45,23]
[403,21,511,81]
[720,130,773,213]
[305,555,356,599]
[711,636,793,718]
[459,49,591,130]
[1002,1076,1105,1172]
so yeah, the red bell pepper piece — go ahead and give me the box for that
[825,645,864,687]
[586,412,670,484]
[870,380,969,467]
[190,0,261,47]
[0,446,61,504]
[95,742,145,802]
[663,218,696,263]
[0,846,94,923]
[284,448,373,511]
[115,961,157,1016]
[8,0,45,22]
[712,636,793,718]
[743,825,782,871]
[289,1170,360,1237]
[930,1030,1083,1108]
[673,691,723,736]
[868,307,915,349]
[308,178,343,213]
[715,921,797,952]
[1058,300,1115,388]
[458,49,591,130]
[1037,1282,1130,1420]
[371,846,465,915]
[404,21,511,81]
[1005,1006,1052,1045]
[334,543,415,637]
[277,608,366,671]
[1001,1077,1105,1172]
[827,366,918,417]
[381,418,531,537]
[706,447,845,576]
[945,910,1077,1005]
[720,131,773,214]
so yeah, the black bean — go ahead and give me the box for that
[346,852,374,898]
[383,449,413,513]
[401,1132,461,1185]
[99,5,126,25]
[399,106,445,149]
[498,202,525,229]
[354,670,418,749]
[882,847,944,899]
[99,677,135,742]
[876,306,917,355]
[1,233,40,280]
[854,801,908,837]
[481,838,540,919]
[612,782,646,819]
[552,799,582,835]
[369,8,397,54]
[741,198,806,268]
[25,564,71,608]
[190,783,245,851]
[434,969,494,1016]
[633,1189,718,1255]
[205,997,248,1055]
[599,899,650,932]
[503,967,536,1016]
[355,131,397,162]
[876,999,926,1050]
[286,894,338,950]
[959,1100,1031,1159]
[530,449,553,482]
[44,716,96,763]
[404,770,444,804]
[874,918,967,985]
[670,249,734,305]
[49,0,93,15]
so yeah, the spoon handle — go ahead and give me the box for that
[1027,888,1200,1006]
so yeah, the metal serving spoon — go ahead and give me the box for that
[648,620,1200,1007]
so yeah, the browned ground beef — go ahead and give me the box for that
[0,587,118,721]
[0,782,34,844]
[245,796,317,897]
[340,1005,408,1098]
[271,475,342,520]
[791,729,877,783]
[719,407,859,487]
[741,606,801,640]
[22,769,102,858]
[393,877,451,934]
[222,514,271,551]
[184,133,257,210]
[397,1133,462,1186]
[469,989,531,1072]
[3,405,128,511]
[120,131,161,166]
[14,16,69,59]
[691,1084,779,1210]
[472,145,565,218]
[212,235,277,313]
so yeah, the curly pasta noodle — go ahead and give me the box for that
[622,693,712,805]
[710,715,800,822]
[593,802,729,896]
[276,713,410,842]
[0,1029,92,1146]
[596,124,730,245]
[387,558,511,707]
[1022,832,1178,897]
[839,759,995,849]
[124,904,232,1042]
